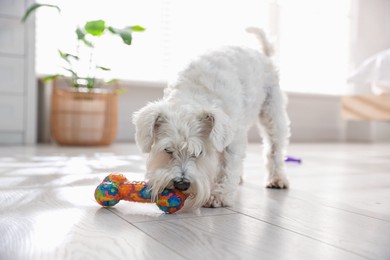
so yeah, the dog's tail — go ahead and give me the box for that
[245,27,274,57]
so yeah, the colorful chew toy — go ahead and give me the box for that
[94,173,187,214]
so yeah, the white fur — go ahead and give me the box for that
[133,29,290,210]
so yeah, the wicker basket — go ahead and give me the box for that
[51,84,118,146]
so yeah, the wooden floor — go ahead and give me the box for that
[0,143,389,260]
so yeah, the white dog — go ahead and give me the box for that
[133,28,290,209]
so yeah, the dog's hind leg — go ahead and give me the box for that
[257,86,290,189]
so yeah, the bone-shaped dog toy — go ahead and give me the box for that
[94,173,187,214]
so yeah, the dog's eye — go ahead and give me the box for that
[191,151,203,159]
[164,148,173,155]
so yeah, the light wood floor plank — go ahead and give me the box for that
[135,214,367,260]
[245,143,390,218]
[230,186,390,260]
[107,203,236,223]
[0,143,389,260]
[0,187,182,260]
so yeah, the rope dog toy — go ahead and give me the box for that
[94,173,187,213]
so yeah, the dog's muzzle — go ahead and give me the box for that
[173,178,191,191]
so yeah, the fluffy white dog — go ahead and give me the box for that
[133,28,290,209]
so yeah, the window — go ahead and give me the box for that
[36,0,351,94]
[36,0,171,82]
[277,0,351,95]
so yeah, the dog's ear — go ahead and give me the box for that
[132,102,164,153]
[201,108,234,152]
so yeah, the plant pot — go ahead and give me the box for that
[50,83,118,146]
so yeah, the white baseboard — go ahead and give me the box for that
[0,132,24,144]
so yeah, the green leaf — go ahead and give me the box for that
[75,28,93,47]
[108,26,132,45]
[85,20,106,36]
[83,38,94,48]
[129,25,146,32]
[63,68,78,78]
[107,26,116,34]
[96,66,111,71]
[72,80,80,88]
[42,74,62,83]
[22,3,61,23]
[58,50,79,63]
[86,78,95,89]
[105,79,119,85]
[76,27,85,40]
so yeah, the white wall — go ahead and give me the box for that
[115,84,390,143]
[349,0,390,68]
[347,0,390,94]
[38,80,390,144]
[116,82,165,142]
[0,0,36,145]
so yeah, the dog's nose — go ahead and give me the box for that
[173,179,191,191]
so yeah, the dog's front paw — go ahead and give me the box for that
[266,175,289,189]
[203,195,224,208]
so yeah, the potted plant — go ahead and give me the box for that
[23,4,145,145]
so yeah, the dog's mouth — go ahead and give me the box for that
[165,183,197,204]
[176,186,197,201]
[147,175,209,208]
[166,180,196,198]
[148,180,194,197]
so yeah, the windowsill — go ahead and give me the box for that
[36,74,348,96]
[36,74,167,89]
